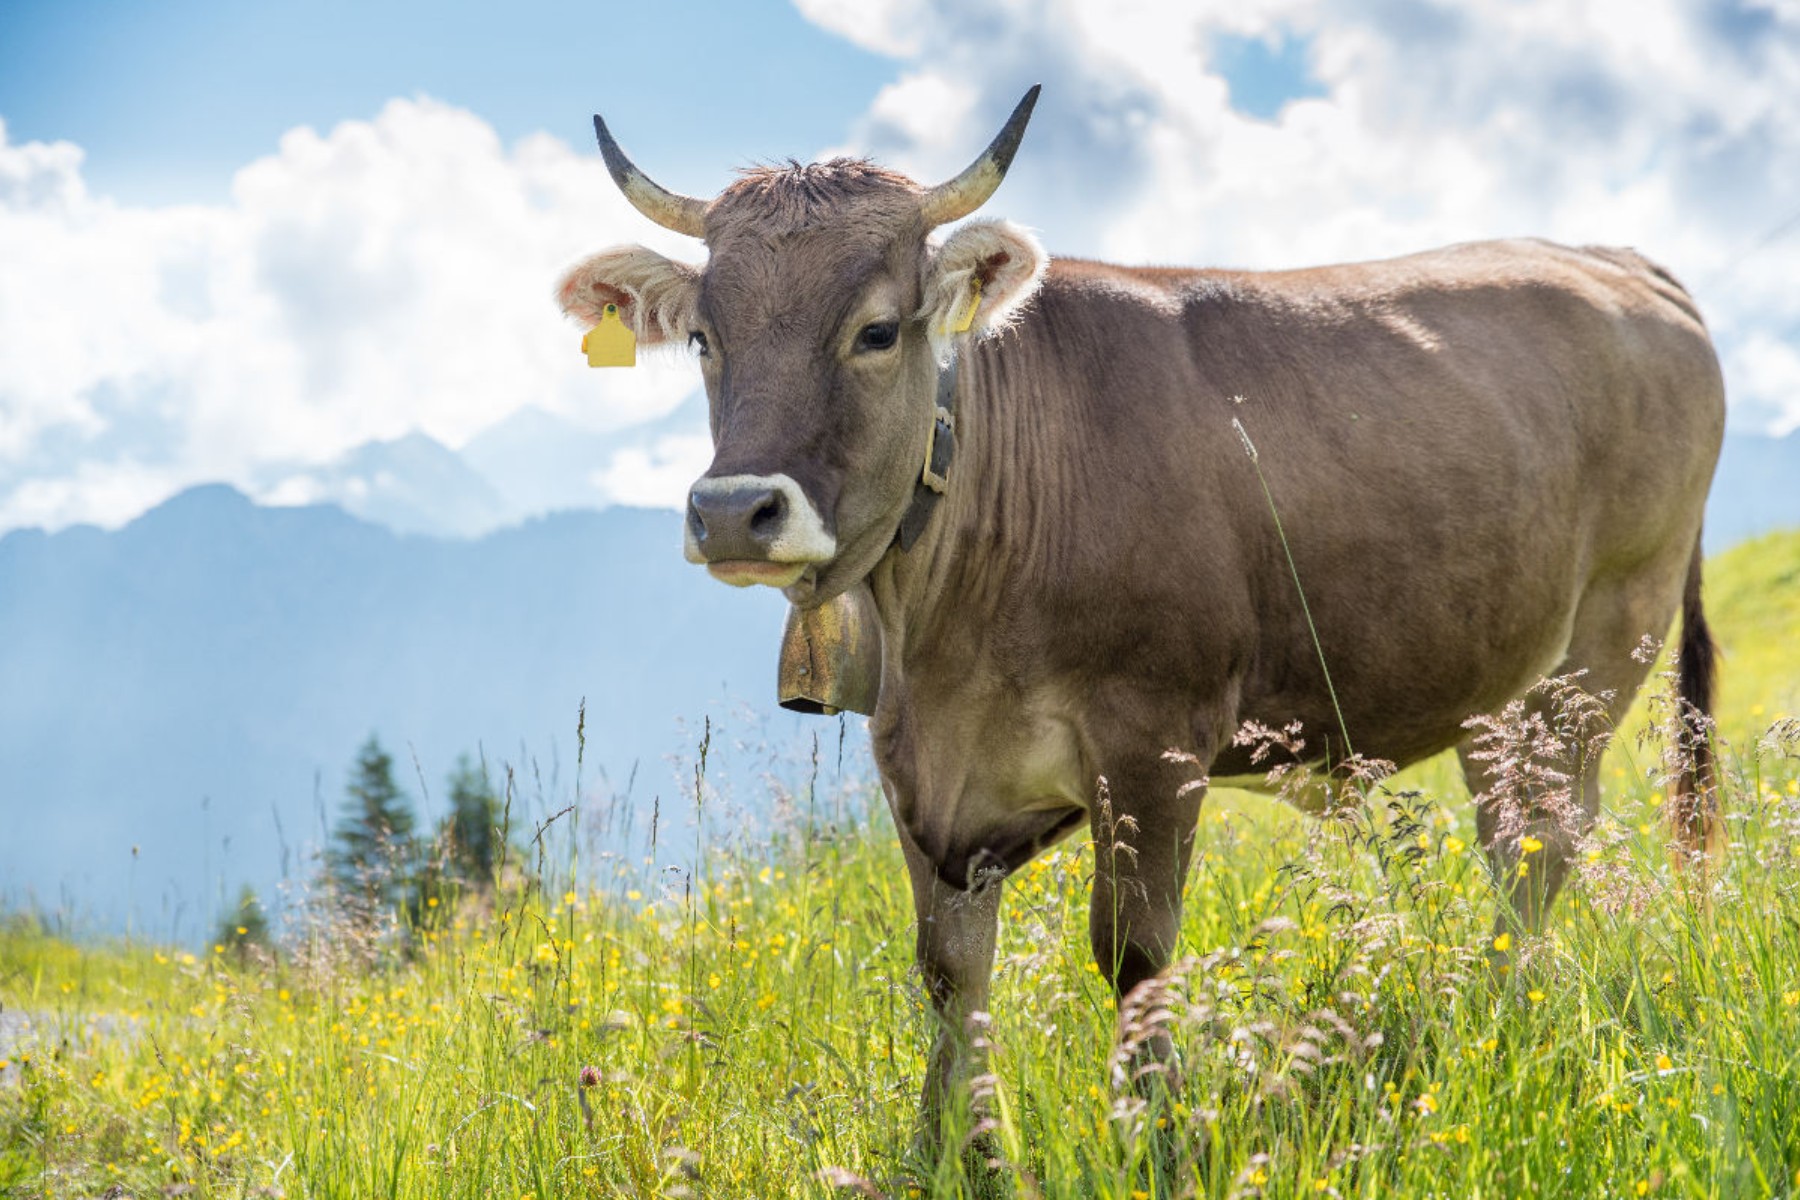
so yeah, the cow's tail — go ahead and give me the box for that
[1671,533,1720,861]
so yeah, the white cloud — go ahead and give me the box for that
[1729,332,1800,436]
[0,459,182,533]
[789,0,928,56]
[590,433,715,510]
[0,100,707,532]
[805,0,1800,433]
[8,4,1800,536]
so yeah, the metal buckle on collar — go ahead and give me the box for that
[921,404,955,494]
[895,358,960,552]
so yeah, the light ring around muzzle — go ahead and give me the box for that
[683,472,837,572]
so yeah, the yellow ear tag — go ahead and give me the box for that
[582,303,636,368]
[948,278,983,335]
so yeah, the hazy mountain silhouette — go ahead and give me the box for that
[0,486,811,940]
[256,431,513,537]
[458,406,622,520]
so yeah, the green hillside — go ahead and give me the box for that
[1707,528,1800,733]
[3,534,1798,1199]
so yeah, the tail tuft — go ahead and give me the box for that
[1671,538,1720,860]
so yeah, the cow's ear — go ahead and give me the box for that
[555,245,701,346]
[922,219,1048,352]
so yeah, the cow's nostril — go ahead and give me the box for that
[689,478,819,564]
[749,491,787,538]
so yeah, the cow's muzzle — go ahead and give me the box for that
[683,473,836,588]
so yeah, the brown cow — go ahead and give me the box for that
[556,87,1723,1135]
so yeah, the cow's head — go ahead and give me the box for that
[557,89,1047,607]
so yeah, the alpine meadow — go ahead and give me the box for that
[2,528,1797,1197]
[7,4,1800,1198]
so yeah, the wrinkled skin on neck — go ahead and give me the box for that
[691,179,941,608]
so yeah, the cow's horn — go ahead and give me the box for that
[919,85,1041,228]
[593,114,709,238]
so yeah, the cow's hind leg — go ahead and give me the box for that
[1459,564,1684,939]
[1459,732,1605,940]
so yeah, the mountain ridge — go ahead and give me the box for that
[0,488,806,941]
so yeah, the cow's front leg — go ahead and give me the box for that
[1089,749,1206,1083]
[897,820,1003,1145]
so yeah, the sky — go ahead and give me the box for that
[2,0,1798,535]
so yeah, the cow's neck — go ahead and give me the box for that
[869,335,1053,663]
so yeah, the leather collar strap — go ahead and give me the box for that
[896,357,959,551]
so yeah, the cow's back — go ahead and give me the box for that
[936,238,1723,774]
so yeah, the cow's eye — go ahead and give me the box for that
[856,322,900,353]
[688,330,710,357]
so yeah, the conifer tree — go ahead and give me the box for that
[326,734,418,911]
[443,755,504,887]
[213,883,273,961]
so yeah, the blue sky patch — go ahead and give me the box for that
[0,0,889,205]
[1211,32,1326,120]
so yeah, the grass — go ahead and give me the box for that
[4,531,1800,1199]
